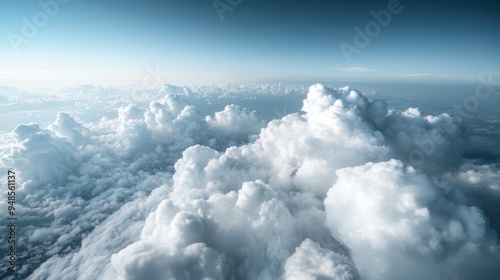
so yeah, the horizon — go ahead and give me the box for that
[1,0,499,89]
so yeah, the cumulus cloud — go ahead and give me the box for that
[110,176,336,279]
[48,113,91,145]
[108,84,500,279]
[1,83,499,280]
[284,239,358,280]
[0,90,265,279]
[325,159,499,280]
[205,104,264,135]
[441,162,500,234]
[363,99,468,173]
[454,163,500,192]
[333,67,376,73]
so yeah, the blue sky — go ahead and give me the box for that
[1,0,499,88]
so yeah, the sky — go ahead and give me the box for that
[1,0,500,88]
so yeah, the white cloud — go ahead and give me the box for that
[325,159,500,280]
[0,83,499,280]
[284,239,358,280]
[205,104,264,135]
[333,67,376,73]
[0,88,268,279]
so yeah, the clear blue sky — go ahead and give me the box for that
[1,0,499,88]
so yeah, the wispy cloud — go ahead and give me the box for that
[399,73,458,79]
[397,73,477,83]
[399,73,436,78]
[332,67,377,73]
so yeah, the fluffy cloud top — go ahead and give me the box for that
[326,159,499,280]
[205,104,264,135]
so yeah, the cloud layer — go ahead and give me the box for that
[0,83,499,280]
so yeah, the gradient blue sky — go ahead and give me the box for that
[1,0,499,88]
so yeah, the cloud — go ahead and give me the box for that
[373,105,467,172]
[442,162,500,233]
[48,113,91,145]
[205,104,264,135]
[325,159,500,280]
[0,85,21,96]
[284,239,359,280]
[107,85,500,279]
[0,90,266,279]
[333,67,376,73]
[1,83,499,280]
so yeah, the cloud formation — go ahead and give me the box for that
[0,83,499,280]
[326,159,499,280]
